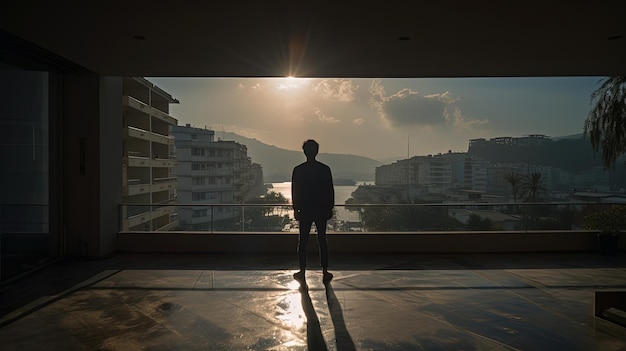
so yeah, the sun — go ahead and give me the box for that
[274,77,311,91]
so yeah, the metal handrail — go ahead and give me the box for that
[118,202,625,233]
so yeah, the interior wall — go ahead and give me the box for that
[62,72,101,257]
[98,76,123,256]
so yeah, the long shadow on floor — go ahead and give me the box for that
[299,284,328,351]
[325,281,356,351]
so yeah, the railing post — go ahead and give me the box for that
[211,205,214,233]
[241,205,245,232]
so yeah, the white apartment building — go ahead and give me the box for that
[173,125,265,231]
[121,78,179,231]
[376,154,453,193]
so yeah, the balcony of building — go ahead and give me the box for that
[123,125,174,148]
[122,95,177,126]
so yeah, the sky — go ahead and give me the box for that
[147,77,604,162]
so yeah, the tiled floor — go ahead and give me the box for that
[1,252,626,350]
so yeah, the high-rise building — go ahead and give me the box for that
[121,78,179,231]
[172,125,266,231]
[376,154,453,193]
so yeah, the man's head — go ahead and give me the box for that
[302,139,319,160]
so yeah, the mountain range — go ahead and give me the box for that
[220,132,381,182]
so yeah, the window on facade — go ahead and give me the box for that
[192,163,207,171]
[208,177,216,184]
[191,134,197,140]
[191,148,205,156]
[192,177,205,185]
[192,209,207,217]
[192,192,206,201]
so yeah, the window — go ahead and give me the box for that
[192,209,207,217]
[192,192,205,201]
[192,177,205,185]
[192,163,207,171]
[191,148,205,156]
[1,68,56,281]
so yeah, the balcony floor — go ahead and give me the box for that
[1,252,626,350]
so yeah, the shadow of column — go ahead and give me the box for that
[299,286,328,351]
[325,282,356,351]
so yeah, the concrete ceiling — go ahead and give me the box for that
[1,0,625,78]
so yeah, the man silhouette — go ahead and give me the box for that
[292,139,334,282]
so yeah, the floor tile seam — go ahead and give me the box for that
[192,270,207,289]
[503,269,626,291]
[0,269,122,329]
[342,286,523,351]
[456,325,525,351]
[385,276,595,340]
[124,299,186,339]
[484,281,602,333]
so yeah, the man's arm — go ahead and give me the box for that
[291,167,301,219]
[327,166,334,219]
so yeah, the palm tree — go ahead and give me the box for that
[519,172,547,202]
[583,76,626,169]
[504,172,523,202]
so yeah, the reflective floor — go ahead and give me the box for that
[1,252,626,350]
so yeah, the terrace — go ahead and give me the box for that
[2,1,626,349]
[1,251,625,350]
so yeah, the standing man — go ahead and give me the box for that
[292,139,334,283]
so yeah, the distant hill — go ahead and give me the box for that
[221,132,380,182]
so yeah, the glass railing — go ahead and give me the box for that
[119,202,626,233]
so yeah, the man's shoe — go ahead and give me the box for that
[293,271,305,281]
[323,271,333,283]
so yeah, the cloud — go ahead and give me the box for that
[449,106,489,130]
[314,107,340,124]
[369,80,487,129]
[237,82,262,91]
[352,118,365,125]
[313,79,358,102]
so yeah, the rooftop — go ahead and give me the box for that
[1,252,625,350]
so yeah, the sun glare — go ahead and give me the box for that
[275,77,310,91]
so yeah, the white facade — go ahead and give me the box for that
[173,125,265,231]
[121,77,179,231]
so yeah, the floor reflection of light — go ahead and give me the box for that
[275,291,307,347]
[286,280,301,291]
[276,292,305,330]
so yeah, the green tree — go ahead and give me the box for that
[244,191,289,231]
[583,76,626,169]
[361,201,459,231]
[465,214,493,231]
[504,172,523,203]
[519,172,547,202]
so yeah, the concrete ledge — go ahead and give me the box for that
[595,291,626,328]
[117,231,609,254]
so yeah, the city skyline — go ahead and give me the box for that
[148,76,604,161]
